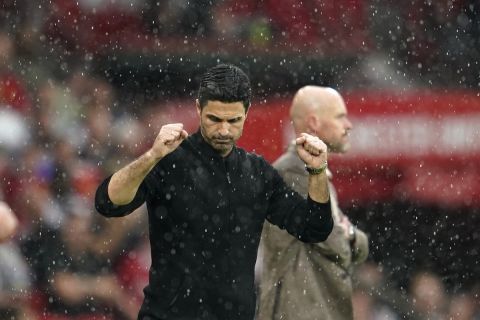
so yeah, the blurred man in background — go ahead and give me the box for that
[0,201,17,242]
[257,86,369,320]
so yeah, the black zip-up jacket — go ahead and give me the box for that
[95,131,333,320]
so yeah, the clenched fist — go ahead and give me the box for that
[295,133,328,170]
[150,123,189,160]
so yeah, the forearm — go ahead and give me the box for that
[307,172,329,203]
[108,149,159,205]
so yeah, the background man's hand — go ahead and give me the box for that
[339,215,353,239]
[295,133,328,169]
[150,123,188,160]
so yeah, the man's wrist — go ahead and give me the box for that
[305,160,328,175]
[145,148,163,162]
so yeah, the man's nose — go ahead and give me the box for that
[344,117,353,131]
[218,122,230,136]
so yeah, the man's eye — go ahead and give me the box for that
[208,116,221,122]
[228,118,241,123]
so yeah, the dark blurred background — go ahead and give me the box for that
[0,0,479,319]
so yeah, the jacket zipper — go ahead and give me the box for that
[222,158,234,283]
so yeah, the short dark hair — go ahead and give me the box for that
[197,64,252,111]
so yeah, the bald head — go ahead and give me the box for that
[290,86,342,132]
[290,86,352,153]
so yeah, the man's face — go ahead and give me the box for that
[197,100,247,157]
[316,97,353,153]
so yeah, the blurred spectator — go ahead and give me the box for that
[0,148,21,210]
[0,241,37,320]
[264,0,367,52]
[0,198,37,319]
[211,0,265,47]
[409,270,448,320]
[175,0,215,36]
[45,0,147,53]
[144,0,179,36]
[87,205,147,267]
[212,0,368,53]
[353,262,412,320]
[0,31,32,113]
[447,292,477,320]
[368,0,479,87]
[81,77,118,164]
[17,145,65,231]
[353,290,399,320]
[35,77,86,150]
[0,108,30,152]
[41,199,137,320]
[116,232,151,313]
[0,200,17,242]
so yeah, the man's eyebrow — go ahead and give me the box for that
[206,114,243,121]
[228,116,243,122]
[206,114,222,121]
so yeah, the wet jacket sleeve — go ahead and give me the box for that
[94,175,149,217]
[352,228,369,265]
[264,164,333,243]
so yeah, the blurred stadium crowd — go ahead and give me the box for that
[0,0,479,319]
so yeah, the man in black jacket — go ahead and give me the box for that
[95,64,333,320]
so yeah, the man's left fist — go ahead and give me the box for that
[295,133,328,169]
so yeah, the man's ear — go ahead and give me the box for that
[195,99,201,116]
[305,114,320,134]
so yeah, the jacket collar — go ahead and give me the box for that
[190,129,237,161]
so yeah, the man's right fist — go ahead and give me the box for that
[150,123,188,159]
